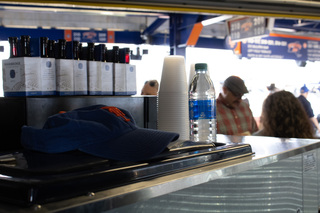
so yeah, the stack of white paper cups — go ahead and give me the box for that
[157,55,189,140]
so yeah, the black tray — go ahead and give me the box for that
[0,141,253,206]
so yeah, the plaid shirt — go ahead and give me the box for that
[216,94,258,135]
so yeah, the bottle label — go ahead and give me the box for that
[189,99,216,120]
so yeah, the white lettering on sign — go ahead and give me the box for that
[247,38,287,46]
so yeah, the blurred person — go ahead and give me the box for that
[253,90,314,138]
[267,83,280,94]
[141,80,159,95]
[297,84,320,134]
[216,76,258,135]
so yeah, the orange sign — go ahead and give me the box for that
[64,30,72,41]
[108,31,115,43]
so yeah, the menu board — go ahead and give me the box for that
[227,17,268,41]
[240,34,320,61]
[72,30,108,43]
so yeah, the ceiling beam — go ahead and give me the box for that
[142,17,168,38]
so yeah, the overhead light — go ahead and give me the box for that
[2,5,163,17]
[272,27,296,33]
[293,21,316,27]
[201,15,233,26]
[3,25,38,29]
[55,26,91,30]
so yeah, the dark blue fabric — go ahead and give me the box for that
[298,95,314,118]
[21,105,179,162]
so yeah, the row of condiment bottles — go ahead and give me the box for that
[8,36,130,63]
[3,36,136,97]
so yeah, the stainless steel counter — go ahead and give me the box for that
[1,135,320,212]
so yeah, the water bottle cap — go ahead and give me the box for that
[195,63,207,71]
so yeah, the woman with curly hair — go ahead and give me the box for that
[253,90,314,138]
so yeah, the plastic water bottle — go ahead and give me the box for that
[189,63,216,143]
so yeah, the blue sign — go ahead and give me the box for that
[240,35,320,61]
[72,30,108,43]
[227,17,268,41]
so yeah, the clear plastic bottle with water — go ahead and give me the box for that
[189,63,216,143]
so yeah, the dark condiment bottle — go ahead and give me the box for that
[20,35,31,57]
[47,40,55,58]
[125,48,130,64]
[40,37,48,58]
[100,44,106,62]
[78,42,83,60]
[87,42,95,61]
[112,46,120,63]
[106,49,113,62]
[104,47,108,62]
[119,47,131,64]
[94,44,106,62]
[58,39,67,59]
[73,41,80,60]
[8,37,18,58]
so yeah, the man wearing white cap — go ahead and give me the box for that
[216,76,258,135]
[298,84,320,134]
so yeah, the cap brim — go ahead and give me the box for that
[79,128,179,162]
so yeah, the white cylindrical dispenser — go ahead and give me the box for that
[157,55,189,140]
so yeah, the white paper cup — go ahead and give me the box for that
[159,56,188,93]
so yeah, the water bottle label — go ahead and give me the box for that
[189,100,216,120]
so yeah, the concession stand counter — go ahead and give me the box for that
[0,134,319,213]
[1,0,320,212]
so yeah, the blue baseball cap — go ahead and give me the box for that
[300,84,309,93]
[21,105,179,162]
